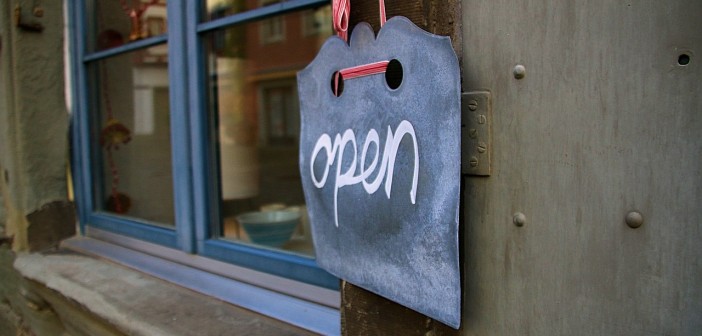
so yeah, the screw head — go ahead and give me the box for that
[468,128,478,139]
[513,212,526,227]
[513,64,526,79]
[477,114,487,125]
[468,100,478,111]
[33,7,44,17]
[469,156,479,167]
[477,142,487,153]
[625,211,643,228]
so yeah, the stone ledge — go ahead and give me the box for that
[14,250,313,336]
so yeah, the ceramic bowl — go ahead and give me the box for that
[237,210,300,247]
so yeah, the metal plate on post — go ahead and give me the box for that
[462,91,491,176]
[297,17,461,329]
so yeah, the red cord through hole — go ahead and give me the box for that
[333,60,390,96]
[340,60,389,80]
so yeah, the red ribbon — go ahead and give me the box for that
[333,0,387,43]
[332,0,350,42]
[331,0,390,96]
[378,0,386,26]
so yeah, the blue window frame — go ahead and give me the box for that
[68,0,337,292]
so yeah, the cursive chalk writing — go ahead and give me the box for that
[310,120,419,227]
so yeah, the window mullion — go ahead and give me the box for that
[188,0,218,249]
[168,0,196,253]
[83,35,168,63]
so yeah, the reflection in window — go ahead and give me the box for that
[302,7,332,37]
[204,0,246,21]
[259,0,285,44]
[91,0,168,52]
[261,84,297,145]
[91,48,175,226]
[207,7,331,257]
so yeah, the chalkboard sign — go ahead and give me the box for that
[298,17,461,328]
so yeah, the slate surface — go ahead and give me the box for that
[297,17,461,328]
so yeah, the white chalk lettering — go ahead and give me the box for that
[309,120,419,227]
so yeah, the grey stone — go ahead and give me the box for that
[14,251,313,336]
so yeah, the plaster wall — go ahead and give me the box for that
[0,193,5,230]
[0,0,72,251]
[0,2,76,333]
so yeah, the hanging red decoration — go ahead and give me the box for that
[105,191,132,214]
[100,118,132,214]
[100,118,132,150]
[118,0,161,41]
[98,40,133,213]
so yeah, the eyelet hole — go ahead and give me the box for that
[330,71,344,97]
[385,59,403,90]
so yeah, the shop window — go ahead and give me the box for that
[69,0,337,331]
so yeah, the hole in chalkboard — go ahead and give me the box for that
[385,59,403,90]
[678,54,690,66]
[330,71,344,97]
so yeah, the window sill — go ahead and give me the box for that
[14,239,339,335]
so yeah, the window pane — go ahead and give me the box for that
[89,45,175,226]
[87,0,168,53]
[205,7,332,256]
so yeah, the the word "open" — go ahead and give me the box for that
[309,120,419,227]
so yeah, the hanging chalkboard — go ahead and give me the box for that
[298,16,461,328]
